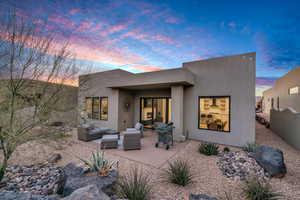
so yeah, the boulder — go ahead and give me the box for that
[63,163,117,196]
[62,184,110,200]
[47,153,62,164]
[253,145,287,178]
[189,193,218,200]
[0,191,60,200]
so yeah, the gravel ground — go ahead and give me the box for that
[4,122,300,200]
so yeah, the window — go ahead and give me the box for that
[198,96,230,132]
[289,86,299,95]
[85,97,108,120]
[100,97,108,120]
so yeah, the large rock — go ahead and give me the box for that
[189,193,218,200]
[62,184,110,200]
[0,191,60,200]
[63,163,117,196]
[253,145,287,178]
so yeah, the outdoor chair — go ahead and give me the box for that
[123,132,141,150]
[125,122,144,137]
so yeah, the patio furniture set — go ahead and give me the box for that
[77,123,144,150]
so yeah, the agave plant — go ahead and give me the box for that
[198,142,219,156]
[242,177,282,200]
[79,149,118,176]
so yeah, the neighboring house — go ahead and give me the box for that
[78,53,256,147]
[262,66,300,115]
[261,66,300,151]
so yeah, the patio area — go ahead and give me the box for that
[84,130,190,168]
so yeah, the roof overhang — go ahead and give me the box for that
[107,68,195,90]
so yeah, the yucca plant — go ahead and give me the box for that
[198,142,219,156]
[117,167,152,200]
[242,177,282,200]
[242,143,260,153]
[163,159,194,186]
[79,149,117,176]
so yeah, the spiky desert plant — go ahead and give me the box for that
[117,167,152,200]
[242,143,260,153]
[198,142,219,156]
[163,159,194,186]
[79,149,117,176]
[242,177,282,200]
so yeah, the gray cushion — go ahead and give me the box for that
[102,135,118,142]
[81,124,94,130]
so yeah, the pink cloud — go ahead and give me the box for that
[133,65,164,72]
[78,22,92,31]
[33,19,43,24]
[121,31,149,42]
[165,17,179,24]
[69,9,80,15]
[153,34,175,45]
[100,24,127,36]
[48,15,76,30]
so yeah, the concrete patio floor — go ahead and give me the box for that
[91,131,190,168]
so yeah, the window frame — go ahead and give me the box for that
[198,96,231,133]
[85,96,108,121]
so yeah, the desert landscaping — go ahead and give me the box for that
[0,122,299,200]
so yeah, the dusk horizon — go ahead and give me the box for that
[1,0,299,96]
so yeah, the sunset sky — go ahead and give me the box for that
[1,0,299,96]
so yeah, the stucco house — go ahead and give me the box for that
[78,52,256,147]
[262,65,300,115]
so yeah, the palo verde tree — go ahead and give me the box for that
[0,10,81,181]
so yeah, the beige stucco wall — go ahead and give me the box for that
[78,52,256,146]
[183,53,256,146]
[270,108,300,151]
[262,66,300,115]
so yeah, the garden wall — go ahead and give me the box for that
[270,108,300,151]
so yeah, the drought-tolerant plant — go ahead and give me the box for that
[79,149,117,176]
[198,142,219,156]
[0,10,86,182]
[242,143,260,153]
[117,167,152,200]
[163,159,194,186]
[223,147,230,153]
[242,177,282,200]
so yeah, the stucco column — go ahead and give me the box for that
[171,85,185,141]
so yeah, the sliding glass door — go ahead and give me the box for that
[140,97,171,129]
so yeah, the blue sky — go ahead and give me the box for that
[1,0,300,96]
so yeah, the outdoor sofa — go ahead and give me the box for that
[77,124,119,142]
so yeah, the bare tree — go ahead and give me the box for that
[0,10,81,181]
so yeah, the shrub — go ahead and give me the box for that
[242,177,282,200]
[117,167,152,200]
[223,147,230,153]
[242,143,260,153]
[79,149,117,176]
[163,159,194,186]
[198,142,219,156]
